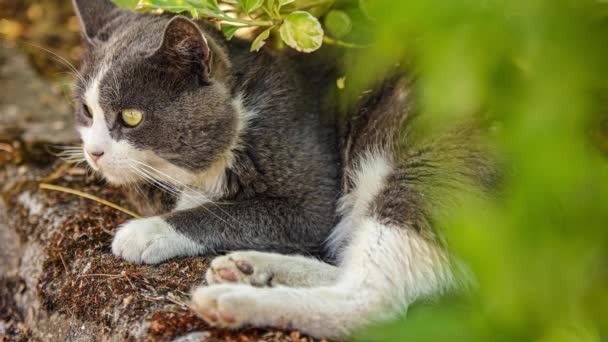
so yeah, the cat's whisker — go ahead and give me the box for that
[129,167,217,219]
[130,160,210,196]
[130,159,246,228]
[133,169,204,207]
[128,165,192,201]
[53,149,85,156]
[128,164,241,230]
[72,159,88,169]
[47,144,83,150]
[130,159,224,205]
[22,42,86,85]
[47,145,86,161]
[55,154,86,164]
[130,161,211,201]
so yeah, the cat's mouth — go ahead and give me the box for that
[83,151,101,172]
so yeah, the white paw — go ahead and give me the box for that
[190,284,264,329]
[206,251,275,286]
[111,216,204,264]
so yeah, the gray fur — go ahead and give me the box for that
[190,75,501,339]
[72,0,339,256]
[342,76,499,239]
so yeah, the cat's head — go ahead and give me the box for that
[72,0,239,186]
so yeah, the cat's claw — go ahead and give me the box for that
[112,216,204,264]
[206,251,274,286]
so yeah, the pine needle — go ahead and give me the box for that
[39,183,141,219]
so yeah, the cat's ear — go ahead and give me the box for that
[152,16,212,82]
[72,0,119,44]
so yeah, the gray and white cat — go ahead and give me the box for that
[72,0,340,264]
[72,0,498,339]
[191,78,498,339]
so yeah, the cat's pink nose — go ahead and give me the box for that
[87,149,105,162]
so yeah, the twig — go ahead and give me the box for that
[39,183,141,218]
[121,271,136,289]
[143,294,192,310]
[166,293,190,308]
[59,253,69,273]
[41,163,73,183]
[80,273,124,278]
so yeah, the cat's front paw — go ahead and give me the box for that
[112,216,204,264]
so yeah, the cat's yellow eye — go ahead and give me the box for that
[120,109,143,127]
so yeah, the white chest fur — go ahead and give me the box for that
[174,189,216,211]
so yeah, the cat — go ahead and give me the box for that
[190,76,499,339]
[72,0,498,339]
[71,0,340,264]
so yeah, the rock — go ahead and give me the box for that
[0,44,78,144]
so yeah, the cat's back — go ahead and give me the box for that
[221,39,341,216]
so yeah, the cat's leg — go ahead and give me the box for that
[206,251,339,287]
[191,216,455,339]
[112,216,206,264]
[112,198,333,264]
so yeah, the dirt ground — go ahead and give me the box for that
[0,158,318,341]
[0,3,321,340]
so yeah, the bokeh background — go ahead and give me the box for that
[1,0,82,80]
[1,0,607,341]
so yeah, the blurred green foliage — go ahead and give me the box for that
[353,1,608,341]
[122,0,608,340]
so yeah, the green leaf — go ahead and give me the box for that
[250,27,272,52]
[324,10,351,38]
[221,24,240,40]
[136,0,221,14]
[278,0,295,7]
[238,0,264,14]
[199,0,221,13]
[279,11,324,53]
[136,0,195,13]
[112,0,139,8]
[187,0,222,14]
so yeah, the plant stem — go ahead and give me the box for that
[284,0,335,12]
[39,183,141,218]
[197,11,274,26]
[323,36,369,49]
[136,3,274,27]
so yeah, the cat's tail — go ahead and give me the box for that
[336,73,499,243]
[328,73,500,305]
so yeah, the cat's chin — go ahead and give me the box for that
[84,161,132,186]
[104,176,132,186]
[100,169,139,186]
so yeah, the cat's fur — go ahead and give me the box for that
[73,0,498,339]
[191,77,498,339]
[72,0,340,263]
